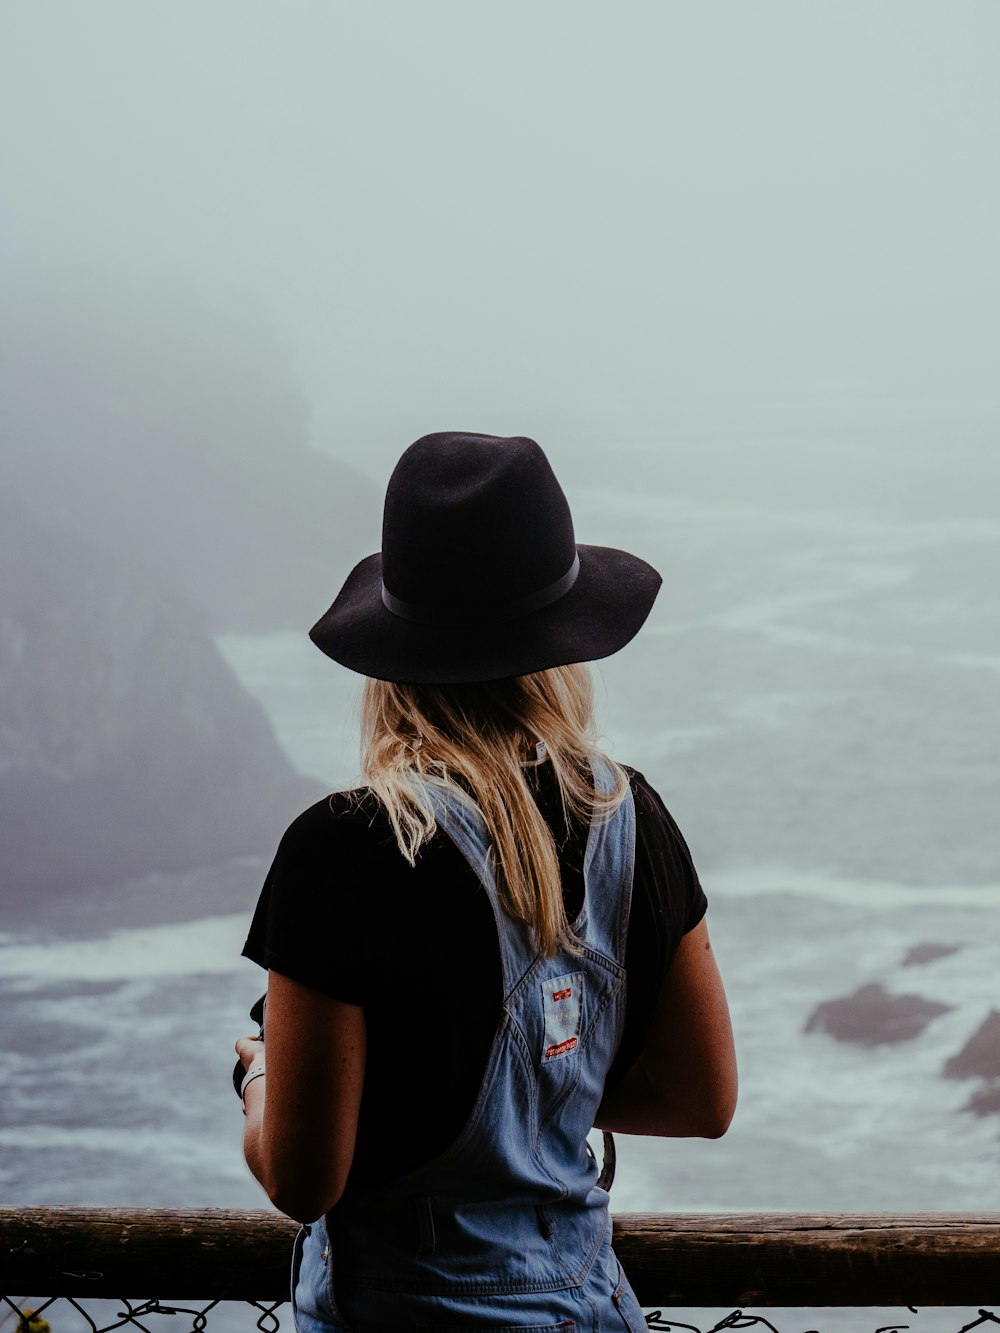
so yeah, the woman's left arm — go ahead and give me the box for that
[236,970,366,1223]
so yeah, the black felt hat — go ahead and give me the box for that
[309,431,662,684]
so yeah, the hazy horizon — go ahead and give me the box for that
[2,0,999,1245]
[3,1,998,455]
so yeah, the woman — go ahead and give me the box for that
[236,431,737,1332]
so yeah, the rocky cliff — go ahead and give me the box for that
[1,493,321,912]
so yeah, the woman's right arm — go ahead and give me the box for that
[238,969,366,1223]
[595,917,737,1137]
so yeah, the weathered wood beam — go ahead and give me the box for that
[616,1212,1000,1307]
[1,1208,998,1307]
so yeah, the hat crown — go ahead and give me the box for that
[381,433,577,616]
[308,428,662,684]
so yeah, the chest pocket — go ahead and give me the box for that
[540,971,584,1062]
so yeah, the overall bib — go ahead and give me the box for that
[291,756,647,1332]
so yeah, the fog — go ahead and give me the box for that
[4,2,998,451]
[2,1,999,1225]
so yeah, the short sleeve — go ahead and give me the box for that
[606,766,708,1089]
[241,794,383,1005]
[630,767,707,957]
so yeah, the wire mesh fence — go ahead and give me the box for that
[642,1309,1000,1333]
[2,1295,1000,1333]
[1,1297,283,1333]
[3,1208,998,1332]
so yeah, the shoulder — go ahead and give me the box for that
[243,790,399,1002]
[620,764,691,839]
[267,786,467,898]
[273,788,395,862]
[619,761,707,928]
[283,786,383,830]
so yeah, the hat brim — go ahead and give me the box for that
[308,545,662,684]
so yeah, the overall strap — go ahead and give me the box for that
[415,753,635,993]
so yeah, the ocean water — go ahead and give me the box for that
[2,434,998,1256]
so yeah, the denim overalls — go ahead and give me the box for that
[291,756,647,1332]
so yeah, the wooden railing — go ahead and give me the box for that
[2,1208,999,1308]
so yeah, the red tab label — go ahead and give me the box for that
[541,970,583,1063]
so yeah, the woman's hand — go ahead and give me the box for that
[236,1035,267,1121]
[235,1035,265,1073]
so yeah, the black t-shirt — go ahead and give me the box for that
[242,762,706,1184]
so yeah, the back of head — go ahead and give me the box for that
[311,429,658,952]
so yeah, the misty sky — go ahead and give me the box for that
[3,4,1000,1219]
[4,1,999,452]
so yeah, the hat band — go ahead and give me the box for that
[381,551,581,629]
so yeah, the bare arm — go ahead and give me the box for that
[595,917,737,1137]
[237,970,366,1223]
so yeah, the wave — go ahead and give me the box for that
[0,913,251,979]
[708,866,1000,907]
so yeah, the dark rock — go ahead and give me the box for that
[943,1011,1000,1080]
[805,982,953,1047]
[962,1082,1000,1118]
[0,493,321,910]
[902,942,961,967]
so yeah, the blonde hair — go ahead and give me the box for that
[359,664,628,957]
